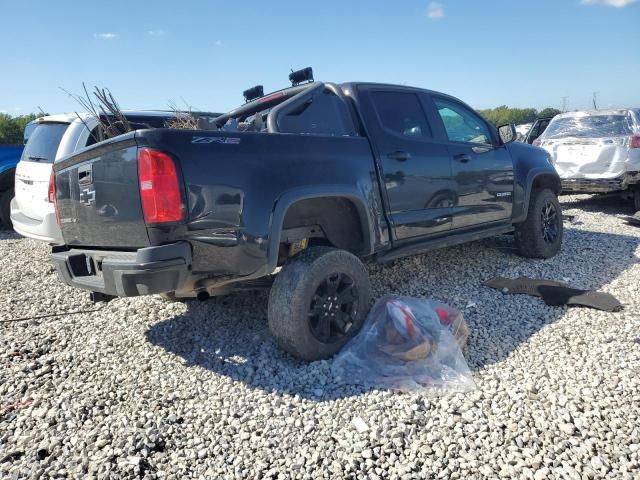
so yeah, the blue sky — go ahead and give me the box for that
[1,0,638,116]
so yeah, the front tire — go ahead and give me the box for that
[633,185,640,212]
[0,188,14,229]
[515,188,563,259]
[268,247,371,361]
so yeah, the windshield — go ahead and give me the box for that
[543,114,633,139]
[21,122,69,163]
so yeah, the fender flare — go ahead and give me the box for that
[267,186,375,272]
[513,168,561,223]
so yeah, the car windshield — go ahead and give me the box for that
[543,114,633,139]
[21,122,69,163]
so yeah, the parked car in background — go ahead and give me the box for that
[538,109,640,209]
[525,116,554,145]
[0,144,24,228]
[49,74,562,360]
[11,110,220,243]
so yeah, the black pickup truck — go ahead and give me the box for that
[50,75,562,360]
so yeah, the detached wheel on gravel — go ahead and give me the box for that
[515,188,563,259]
[268,246,371,361]
[0,188,14,229]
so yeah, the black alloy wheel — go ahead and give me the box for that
[541,201,559,244]
[308,272,359,343]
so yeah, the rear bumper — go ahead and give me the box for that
[50,242,192,297]
[10,198,63,244]
[561,172,640,194]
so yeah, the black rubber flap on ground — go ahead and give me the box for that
[485,277,623,312]
[625,211,640,226]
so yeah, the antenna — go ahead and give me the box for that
[592,92,599,111]
[561,96,568,112]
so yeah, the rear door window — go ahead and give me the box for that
[278,91,355,136]
[370,91,432,139]
[21,122,69,163]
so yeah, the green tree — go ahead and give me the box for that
[538,107,562,118]
[477,106,561,126]
[0,113,39,145]
[477,106,537,126]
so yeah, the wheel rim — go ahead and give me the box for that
[308,272,359,344]
[540,201,559,244]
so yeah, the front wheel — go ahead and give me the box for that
[268,247,371,361]
[514,188,563,259]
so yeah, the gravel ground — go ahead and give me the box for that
[1,194,639,480]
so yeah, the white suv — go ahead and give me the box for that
[10,111,200,243]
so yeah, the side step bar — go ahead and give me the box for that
[376,224,514,264]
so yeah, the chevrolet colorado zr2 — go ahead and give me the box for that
[49,71,563,360]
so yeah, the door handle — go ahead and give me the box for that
[387,151,411,162]
[454,154,472,163]
[78,164,93,185]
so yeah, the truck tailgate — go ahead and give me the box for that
[54,135,150,248]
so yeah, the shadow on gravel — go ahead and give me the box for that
[561,193,635,215]
[0,229,21,239]
[0,230,25,246]
[145,225,640,400]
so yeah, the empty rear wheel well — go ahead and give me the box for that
[280,197,367,258]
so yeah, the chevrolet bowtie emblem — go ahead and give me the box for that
[79,188,96,206]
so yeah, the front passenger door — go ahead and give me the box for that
[430,97,514,229]
[359,87,454,243]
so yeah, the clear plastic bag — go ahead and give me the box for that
[332,295,476,393]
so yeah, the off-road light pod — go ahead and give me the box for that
[289,67,313,86]
[137,148,184,224]
[243,85,264,103]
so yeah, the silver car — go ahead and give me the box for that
[538,109,640,210]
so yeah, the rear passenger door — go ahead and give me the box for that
[358,86,454,242]
[427,96,514,229]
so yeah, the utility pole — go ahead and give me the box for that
[561,96,568,112]
[592,92,599,111]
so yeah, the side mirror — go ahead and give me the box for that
[497,123,516,145]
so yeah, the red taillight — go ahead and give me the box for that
[630,134,640,149]
[48,169,60,225]
[48,169,56,203]
[137,148,184,224]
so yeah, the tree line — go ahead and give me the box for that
[477,106,562,127]
[0,113,39,145]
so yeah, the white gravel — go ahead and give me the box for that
[1,194,639,479]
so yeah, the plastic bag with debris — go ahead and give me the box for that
[332,295,475,393]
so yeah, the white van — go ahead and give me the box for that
[10,111,206,243]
